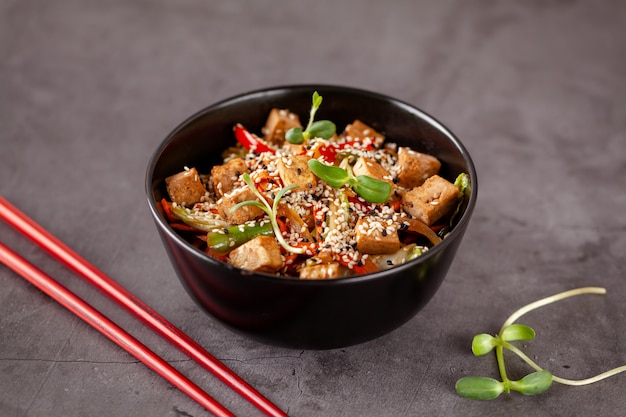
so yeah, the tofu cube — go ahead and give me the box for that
[395,147,441,189]
[352,157,393,185]
[165,167,207,207]
[344,120,385,146]
[277,155,317,191]
[355,217,401,255]
[262,108,302,145]
[229,236,283,273]
[217,187,265,224]
[211,158,248,197]
[299,262,342,279]
[402,175,459,226]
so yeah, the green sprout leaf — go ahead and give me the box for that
[471,334,499,356]
[306,120,336,140]
[456,376,505,400]
[286,91,336,143]
[509,371,553,396]
[285,127,304,144]
[308,159,350,188]
[351,175,392,204]
[501,324,536,342]
[308,159,392,204]
[312,91,322,108]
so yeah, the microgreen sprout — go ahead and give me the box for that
[307,159,392,204]
[285,91,336,144]
[230,173,305,254]
[456,287,626,400]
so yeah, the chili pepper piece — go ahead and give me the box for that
[233,124,275,154]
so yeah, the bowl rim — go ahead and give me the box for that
[145,83,478,285]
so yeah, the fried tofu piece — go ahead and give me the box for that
[395,147,441,189]
[355,217,401,255]
[229,236,282,273]
[165,167,207,207]
[262,108,302,145]
[217,187,265,224]
[276,155,317,191]
[299,262,342,279]
[402,175,459,226]
[344,120,385,146]
[211,158,248,197]
[352,157,393,186]
[282,142,306,155]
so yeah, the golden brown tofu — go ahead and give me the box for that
[299,262,342,279]
[282,142,306,155]
[396,147,441,189]
[402,175,459,226]
[344,120,385,146]
[262,108,302,145]
[355,217,401,255]
[165,167,207,207]
[228,236,283,273]
[211,158,248,197]
[352,157,393,186]
[276,155,317,191]
[217,187,265,224]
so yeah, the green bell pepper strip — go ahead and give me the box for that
[206,222,274,255]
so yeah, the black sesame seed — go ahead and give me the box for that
[382,230,388,236]
[297,168,302,175]
[386,260,393,266]
[223,228,229,234]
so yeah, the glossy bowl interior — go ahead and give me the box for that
[146,85,477,349]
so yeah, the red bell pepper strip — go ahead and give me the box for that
[317,140,376,163]
[318,144,338,162]
[160,198,176,223]
[233,124,275,154]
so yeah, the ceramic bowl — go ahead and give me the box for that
[146,85,477,349]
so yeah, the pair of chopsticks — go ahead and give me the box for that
[0,196,288,417]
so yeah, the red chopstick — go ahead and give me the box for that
[0,242,234,417]
[0,197,288,417]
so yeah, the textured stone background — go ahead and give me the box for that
[1,1,625,416]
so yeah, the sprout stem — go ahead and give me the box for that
[503,341,626,386]
[500,287,607,332]
[498,286,626,386]
[495,346,510,392]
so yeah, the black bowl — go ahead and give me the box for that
[146,85,477,349]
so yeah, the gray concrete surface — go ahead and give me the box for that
[1,1,625,416]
